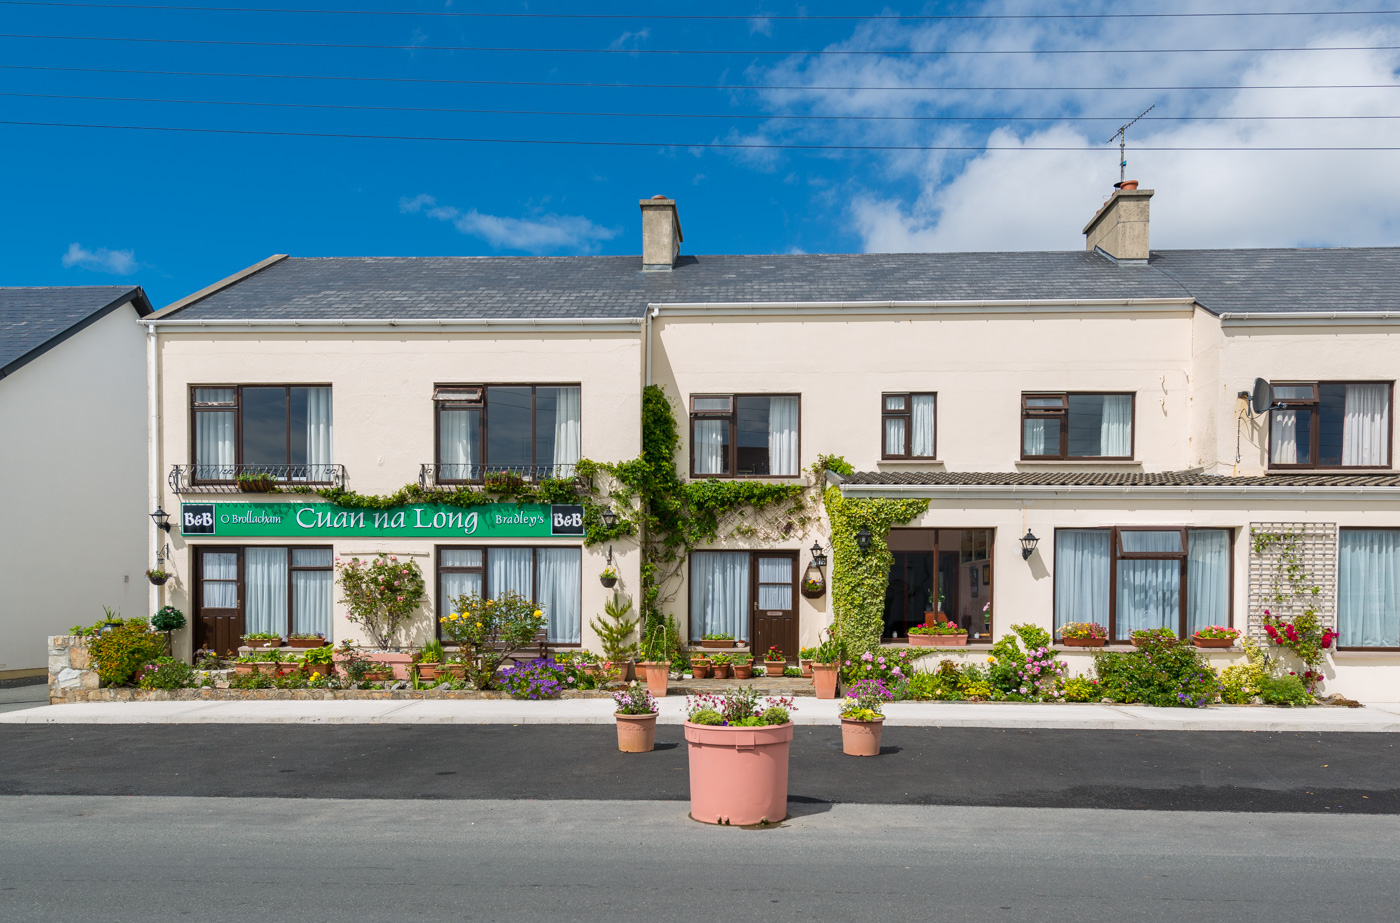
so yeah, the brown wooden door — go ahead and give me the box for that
[196,548,243,656]
[751,552,798,664]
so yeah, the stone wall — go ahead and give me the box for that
[47,635,99,703]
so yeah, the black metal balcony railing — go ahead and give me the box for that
[419,463,583,489]
[169,464,347,494]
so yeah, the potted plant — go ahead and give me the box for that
[908,621,969,647]
[732,652,754,680]
[233,655,258,676]
[145,568,172,587]
[762,646,786,675]
[613,682,659,753]
[691,655,711,679]
[599,566,619,588]
[700,632,735,649]
[301,644,335,679]
[415,639,446,682]
[242,631,283,649]
[809,633,842,699]
[684,688,797,825]
[639,623,673,697]
[800,576,825,599]
[798,646,817,677]
[252,649,280,674]
[1130,627,1177,647]
[840,679,894,757]
[709,653,732,680]
[591,594,640,685]
[275,652,303,676]
[925,590,947,623]
[235,470,277,493]
[1059,623,1108,647]
[1193,625,1241,649]
[287,632,327,649]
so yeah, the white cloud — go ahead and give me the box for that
[61,243,138,275]
[609,29,650,51]
[749,17,773,37]
[399,194,620,254]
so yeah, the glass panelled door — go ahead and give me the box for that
[196,548,242,656]
[751,553,798,665]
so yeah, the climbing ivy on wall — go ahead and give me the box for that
[822,483,928,656]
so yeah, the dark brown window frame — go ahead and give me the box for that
[432,383,582,485]
[1266,380,1394,472]
[1337,526,1400,652]
[1052,526,1235,642]
[1020,391,1135,461]
[188,384,334,484]
[688,393,803,479]
[434,543,582,646]
[685,548,799,644]
[880,392,938,460]
[192,543,334,640]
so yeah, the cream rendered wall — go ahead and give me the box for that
[1213,323,1400,476]
[154,329,643,658]
[0,303,149,673]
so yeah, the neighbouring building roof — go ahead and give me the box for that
[840,471,1400,488]
[0,286,153,379]
[158,246,1400,322]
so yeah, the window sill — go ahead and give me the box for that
[877,459,945,466]
[1266,468,1394,475]
[1332,649,1400,659]
[1015,460,1142,467]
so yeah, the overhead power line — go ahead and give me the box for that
[6,32,1400,55]
[6,64,1399,93]
[3,1,1399,22]
[8,90,1400,123]
[5,118,1400,150]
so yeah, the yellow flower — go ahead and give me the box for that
[533,609,543,618]
[476,622,483,629]
[986,656,996,663]
[485,600,493,607]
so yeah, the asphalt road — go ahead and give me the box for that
[3,796,1398,922]
[2,724,1398,812]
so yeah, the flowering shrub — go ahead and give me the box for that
[439,591,547,690]
[1193,626,1241,641]
[987,625,1066,701]
[498,656,581,700]
[764,645,785,662]
[1093,632,1221,707]
[1219,637,1269,704]
[136,657,197,690]
[1262,608,1336,690]
[685,687,796,727]
[840,647,930,685]
[1060,622,1107,641]
[612,681,658,715]
[87,618,169,686]
[841,678,894,721]
[1063,676,1102,703]
[908,621,967,636]
[336,553,425,649]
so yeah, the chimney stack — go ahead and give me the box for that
[1083,183,1153,263]
[640,195,683,271]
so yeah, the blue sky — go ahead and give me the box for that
[4,1,1400,306]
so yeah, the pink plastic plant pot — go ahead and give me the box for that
[840,717,885,757]
[684,721,793,825]
[811,663,839,699]
[643,661,671,697]
[616,713,658,752]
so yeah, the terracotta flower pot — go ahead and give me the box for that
[763,661,785,676]
[1193,637,1235,648]
[685,721,793,825]
[254,661,277,675]
[1061,638,1107,648]
[234,662,254,676]
[733,663,753,680]
[616,712,658,752]
[644,661,671,697]
[700,639,732,649]
[909,634,968,647]
[287,638,325,649]
[841,716,885,757]
[443,664,466,680]
[812,663,839,699]
[1119,180,1139,191]
[417,663,440,682]
[363,671,391,682]
[799,660,813,677]
[243,638,279,649]
[711,664,731,680]
[691,662,711,679]
[302,662,334,678]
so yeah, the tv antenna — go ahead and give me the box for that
[1107,105,1155,186]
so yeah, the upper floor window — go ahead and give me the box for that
[882,393,937,459]
[1269,382,1391,469]
[435,385,581,482]
[1022,392,1133,460]
[690,394,800,478]
[191,385,334,482]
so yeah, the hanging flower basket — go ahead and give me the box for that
[800,579,825,599]
[236,473,277,493]
[146,570,171,586]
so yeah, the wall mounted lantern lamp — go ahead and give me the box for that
[855,527,873,554]
[1020,530,1040,560]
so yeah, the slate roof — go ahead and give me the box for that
[0,286,153,378]
[841,471,1400,488]
[157,245,1400,322]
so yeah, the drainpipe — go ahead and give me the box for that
[644,305,660,386]
[146,323,160,617]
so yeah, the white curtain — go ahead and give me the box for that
[489,548,534,599]
[195,403,236,479]
[440,409,477,481]
[693,419,726,474]
[202,552,238,608]
[537,547,581,643]
[1271,410,1299,464]
[1117,545,1180,637]
[768,396,799,476]
[1100,394,1133,457]
[550,387,582,477]
[1054,530,1110,631]
[1186,530,1230,634]
[757,556,793,610]
[1023,418,1053,456]
[1340,529,1400,648]
[691,551,749,638]
[305,387,333,476]
[911,394,936,457]
[291,548,333,638]
[440,549,484,610]
[883,417,906,456]
[244,547,288,636]
[1343,384,1390,466]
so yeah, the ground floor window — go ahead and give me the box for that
[883,529,994,640]
[689,550,798,660]
[195,545,332,652]
[1054,527,1231,641]
[1339,529,1400,649]
[437,545,581,643]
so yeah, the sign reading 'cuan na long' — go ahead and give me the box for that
[179,502,585,539]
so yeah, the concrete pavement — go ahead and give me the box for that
[0,683,46,715]
[6,695,1400,732]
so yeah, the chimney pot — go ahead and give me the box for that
[640,196,683,271]
[1083,185,1152,263]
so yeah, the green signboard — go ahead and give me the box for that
[179,501,585,539]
